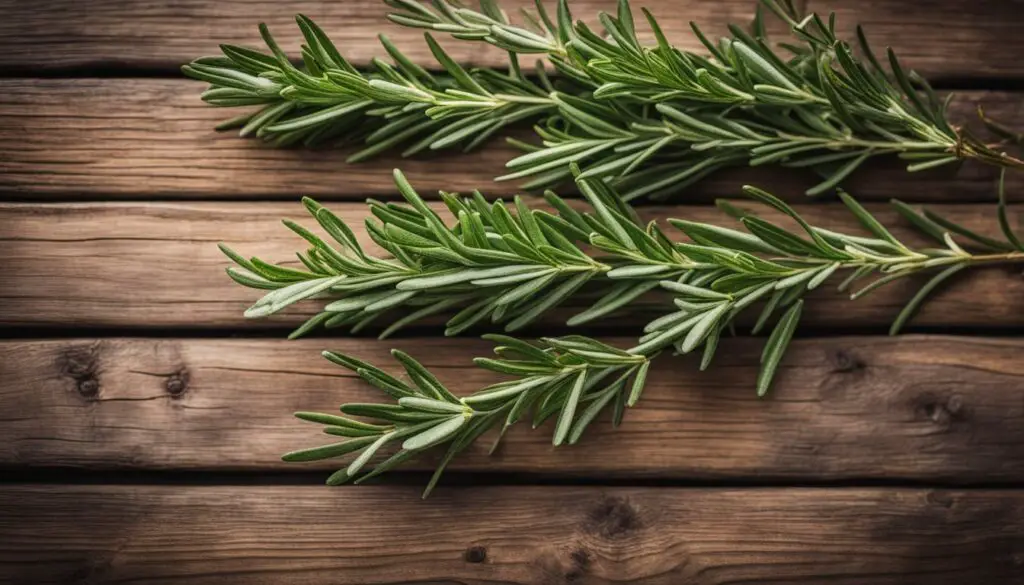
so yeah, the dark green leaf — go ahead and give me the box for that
[757,299,803,396]
[889,264,966,335]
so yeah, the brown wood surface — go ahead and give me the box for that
[1,0,1022,81]
[814,0,1024,80]
[2,200,1021,330]
[1,484,1022,584]
[0,0,785,72]
[4,335,1024,479]
[1,79,1022,200]
[3,2,1024,581]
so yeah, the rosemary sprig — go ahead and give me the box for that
[186,0,1024,198]
[648,178,1024,394]
[228,169,1024,342]
[263,171,1024,491]
[286,334,651,497]
[224,168,699,338]
[182,14,560,156]
[401,0,1021,197]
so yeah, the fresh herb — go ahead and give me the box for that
[194,0,1024,492]
[286,336,650,497]
[235,170,1024,491]
[227,168,1024,344]
[185,0,1023,199]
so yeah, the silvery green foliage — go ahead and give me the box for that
[185,0,1024,200]
[190,0,1024,493]
[246,171,1024,492]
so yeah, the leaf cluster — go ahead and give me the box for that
[284,335,649,497]
[183,14,559,157]
[222,168,698,339]
[243,170,1024,490]
[196,0,1024,492]
[186,0,1024,200]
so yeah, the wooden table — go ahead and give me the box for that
[2,1,1024,583]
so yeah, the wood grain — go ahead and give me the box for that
[812,0,1024,80]
[1,0,1022,81]
[2,200,1022,331]
[0,0,783,72]
[1,79,1022,200]
[4,335,1024,479]
[1,484,1022,584]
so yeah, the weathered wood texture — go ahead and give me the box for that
[1,2,1023,582]
[4,336,1024,479]
[1,0,1022,81]
[1,80,1022,200]
[2,201,1021,330]
[817,0,1024,80]
[1,485,1023,584]
[0,0,784,72]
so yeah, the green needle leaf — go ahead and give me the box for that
[626,359,652,406]
[680,302,730,353]
[398,397,468,414]
[757,299,804,397]
[402,415,468,451]
[922,208,1016,252]
[346,433,394,477]
[553,371,587,446]
[889,264,966,336]
[282,436,380,462]
[996,169,1024,251]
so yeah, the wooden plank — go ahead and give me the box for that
[813,0,1024,80]
[1,79,1021,200]
[0,0,779,72]
[1,484,1023,584]
[4,335,1024,478]
[2,201,1022,331]
[1,0,1022,80]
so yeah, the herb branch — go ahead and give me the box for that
[285,335,651,498]
[186,0,1024,198]
[248,169,1024,491]
[191,0,1024,493]
[227,168,1024,342]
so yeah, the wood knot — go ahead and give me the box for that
[77,378,99,398]
[564,548,591,582]
[915,393,967,426]
[923,402,950,424]
[828,348,864,373]
[583,495,642,539]
[165,369,189,398]
[927,491,957,509]
[946,394,964,415]
[58,344,101,400]
[463,545,487,564]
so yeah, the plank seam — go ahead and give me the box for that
[5,469,1024,489]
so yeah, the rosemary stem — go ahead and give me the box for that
[958,251,1024,266]
[961,146,1024,169]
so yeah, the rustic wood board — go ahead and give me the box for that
[4,335,1024,479]
[1,0,1023,581]
[2,484,1023,584]
[1,80,1022,200]
[0,0,785,72]
[2,201,1021,330]
[813,0,1024,80]
[1,0,1022,81]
